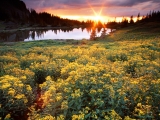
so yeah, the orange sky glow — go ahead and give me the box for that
[23,0,160,23]
[44,8,138,23]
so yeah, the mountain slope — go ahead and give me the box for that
[0,0,29,22]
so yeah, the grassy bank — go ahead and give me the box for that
[0,23,160,120]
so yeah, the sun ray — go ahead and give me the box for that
[86,1,105,22]
[87,1,98,17]
[98,5,103,16]
[86,0,106,28]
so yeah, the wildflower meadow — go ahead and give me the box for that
[0,26,160,120]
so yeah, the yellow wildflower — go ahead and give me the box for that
[1,83,11,89]
[61,101,68,110]
[15,94,24,99]
[18,83,24,87]
[21,76,26,80]
[72,115,79,120]
[4,114,11,119]
[26,85,32,91]
[57,115,65,120]
[41,115,55,120]
[97,89,103,93]
[46,76,52,81]
[90,89,97,94]
[8,88,15,96]
[24,98,28,104]
[71,89,82,98]
[56,96,62,101]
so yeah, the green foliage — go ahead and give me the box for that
[62,65,124,119]
[107,53,128,62]
[0,62,5,77]
[0,56,18,64]
[0,75,35,119]
[20,60,32,70]
[34,69,47,84]
[125,61,137,77]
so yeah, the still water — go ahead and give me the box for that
[0,27,112,42]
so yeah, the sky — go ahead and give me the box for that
[23,0,160,22]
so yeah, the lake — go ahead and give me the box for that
[0,27,112,42]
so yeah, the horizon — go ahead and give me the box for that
[22,0,160,22]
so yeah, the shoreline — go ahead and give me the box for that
[0,39,90,46]
[0,26,84,33]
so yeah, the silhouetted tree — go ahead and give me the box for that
[106,21,118,29]
[129,15,134,24]
[97,20,103,28]
[121,17,129,28]
[137,13,140,22]
[139,11,160,23]
[0,8,8,20]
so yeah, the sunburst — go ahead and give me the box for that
[87,1,104,22]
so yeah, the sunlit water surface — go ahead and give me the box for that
[0,28,113,42]
[24,28,112,41]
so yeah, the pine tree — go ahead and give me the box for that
[130,15,134,24]
[121,17,128,28]
[137,13,140,22]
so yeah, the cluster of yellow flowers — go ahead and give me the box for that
[0,38,159,119]
[0,75,34,116]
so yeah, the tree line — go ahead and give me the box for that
[28,9,83,27]
[0,0,95,27]
[0,0,160,28]
[106,11,160,29]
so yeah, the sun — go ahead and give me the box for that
[87,1,104,22]
[94,15,103,22]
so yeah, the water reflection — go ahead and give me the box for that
[0,27,112,42]
[0,30,30,42]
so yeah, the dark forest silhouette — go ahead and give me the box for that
[0,0,95,28]
[0,0,160,30]
[106,11,160,29]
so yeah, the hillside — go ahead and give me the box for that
[0,0,29,22]
[106,21,160,42]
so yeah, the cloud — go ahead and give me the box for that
[107,0,159,6]
[22,0,160,17]
[23,0,160,8]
